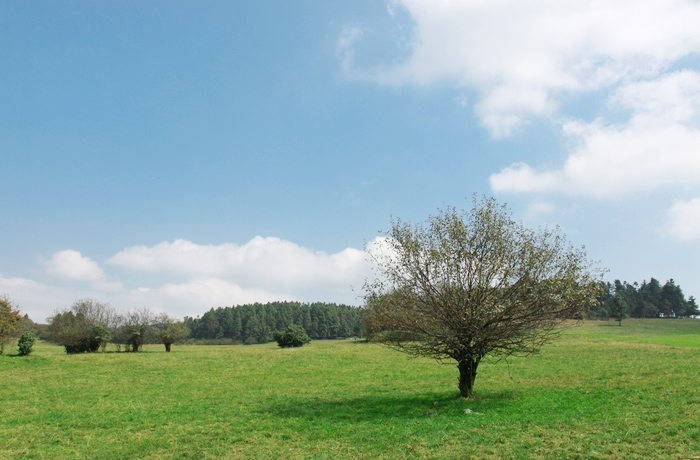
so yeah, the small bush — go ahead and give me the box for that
[273,324,311,348]
[17,331,37,356]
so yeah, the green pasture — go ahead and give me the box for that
[1,319,699,459]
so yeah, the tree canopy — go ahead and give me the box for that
[363,196,603,397]
[0,295,23,354]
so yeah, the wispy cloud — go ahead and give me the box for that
[666,198,700,241]
[337,25,364,74]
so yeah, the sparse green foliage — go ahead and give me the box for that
[273,324,311,348]
[0,295,23,355]
[364,196,604,397]
[17,331,37,356]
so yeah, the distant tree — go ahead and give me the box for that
[661,279,690,317]
[153,314,190,352]
[200,308,221,339]
[609,293,629,326]
[640,278,662,315]
[218,308,235,339]
[273,324,311,348]
[363,197,603,397]
[243,312,264,344]
[0,295,23,354]
[17,331,37,356]
[47,298,115,353]
[230,309,242,341]
[590,281,613,319]
[20,314,47,338]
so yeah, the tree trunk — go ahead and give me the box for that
[165,342,171,352]
[457,358,481,397]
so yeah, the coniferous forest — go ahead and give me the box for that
[183,302,363,344]
[592,278,699,319]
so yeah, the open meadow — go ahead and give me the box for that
[1,319,699,460]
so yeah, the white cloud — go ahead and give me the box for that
[490,71,700,198]
[3,237,382,322]
[610,70,700,123]
[337,25,364,74]
[44,249,105,282]
[108,236,369,291]
[109,278,295,319]
[345,0,700,136]
[160,279,292,312]
[0,274,81,322]
[666,197,700,241]
[342,0,700,206]
[526,201,556,221]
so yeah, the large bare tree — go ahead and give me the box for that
[363,196,603,397]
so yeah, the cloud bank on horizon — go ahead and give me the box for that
[2,238,378,322]
[343,0,700,235]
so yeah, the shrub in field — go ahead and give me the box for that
[273,324,311,348]
[17,331,36,356]
[47,299,115,354]
[113,308,154,352]
[153,314,190,352]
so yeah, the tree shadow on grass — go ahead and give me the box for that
[261,390,518,422]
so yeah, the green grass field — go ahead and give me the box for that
[2,319,699,460]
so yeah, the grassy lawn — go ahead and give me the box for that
[1,319,699,459]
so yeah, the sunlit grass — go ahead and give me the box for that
[1,319,699,459]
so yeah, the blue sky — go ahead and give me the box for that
[3,1,700,322]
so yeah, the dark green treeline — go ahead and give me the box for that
[183,302,363,344]
[592,278,699,319]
